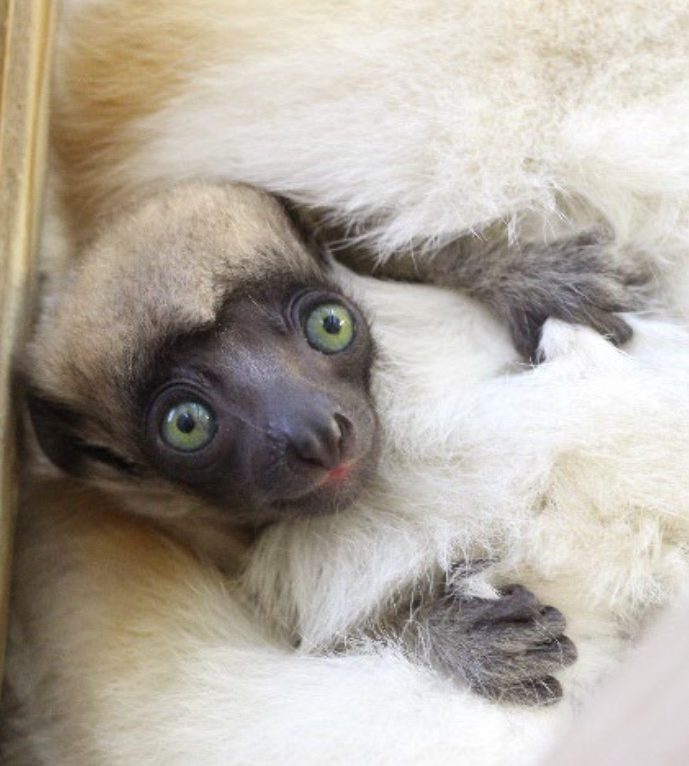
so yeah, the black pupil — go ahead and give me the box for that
[176,412,196,434]
[323,314,341,334]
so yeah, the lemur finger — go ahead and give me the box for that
[508,310,546,363]
[533,634,578,667]
[499,584,542,608]
[534,605,569,637]
[586,308,633,346]
[514,303,633,360]
[480,634,578,680]
[621,266,654,289]
[474,613,573,656]
[550,271,643,316]
[464,584,542,625]
[466,629,574,700]
[481,676,563,706]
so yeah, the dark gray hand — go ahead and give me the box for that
[428,229,649,362]
[399,582,577,706]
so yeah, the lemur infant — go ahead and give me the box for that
[21,182,639,704]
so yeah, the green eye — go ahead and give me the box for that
[160,401,216,452]
[305,303,355,354]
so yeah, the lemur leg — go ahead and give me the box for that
[425,230,649,361]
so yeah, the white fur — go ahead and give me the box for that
[245,272,689,695]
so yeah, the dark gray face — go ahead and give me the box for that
[140,278,379,524]
[29,274,379,526]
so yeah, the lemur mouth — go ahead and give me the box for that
[311,457,361,494]
[270,458,365,517]
[325,462,353,483]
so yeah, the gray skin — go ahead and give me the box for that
[25,183,641,707]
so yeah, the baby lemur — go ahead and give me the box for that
[23,182,639,704]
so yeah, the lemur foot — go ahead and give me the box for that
[500,230,649,363]
[413,583,577,706]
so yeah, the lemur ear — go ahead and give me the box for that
[275,195,335,267]
[26,389,88,475]
[26,388,136,477]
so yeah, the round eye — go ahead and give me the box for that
[160,401,217,452]
[305,303,355,354]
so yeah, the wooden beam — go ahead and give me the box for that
[0,0,54,677]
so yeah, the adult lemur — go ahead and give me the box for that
[52,0,689,327]
[52,0,686,359]
[5,182,689,765]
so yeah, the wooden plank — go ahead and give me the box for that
[0,0,54,677]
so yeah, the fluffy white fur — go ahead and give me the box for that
[8,0,689,762]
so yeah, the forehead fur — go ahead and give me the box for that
[29,182,323,412]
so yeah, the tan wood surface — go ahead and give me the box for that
[0,0,54,677]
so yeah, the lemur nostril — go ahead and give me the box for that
[333,413,353,452]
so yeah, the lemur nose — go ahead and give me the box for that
[288,413,349,470]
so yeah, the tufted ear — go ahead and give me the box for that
[26,388,137,477]
[275,195,335,268]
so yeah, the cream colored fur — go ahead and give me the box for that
[4,480,558,766]
[7,0,689,762]
[54,0,689,317]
